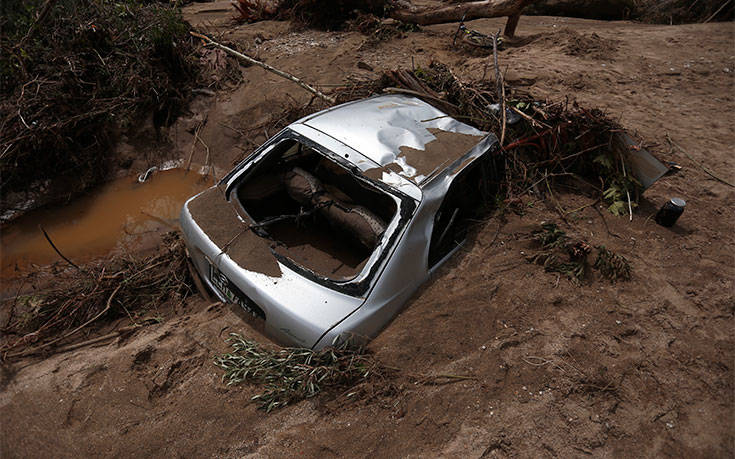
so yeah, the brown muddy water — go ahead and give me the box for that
[0,168,211,279]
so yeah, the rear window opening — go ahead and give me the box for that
[233,139,398,281]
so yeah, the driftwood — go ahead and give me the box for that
[230,0,535,37]
[390,0,536,36]
[190,31,336,104]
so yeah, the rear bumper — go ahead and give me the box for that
[180,194,365,348]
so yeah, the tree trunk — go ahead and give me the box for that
[390,0,535,26]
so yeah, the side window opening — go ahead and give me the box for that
[428,154,502,268]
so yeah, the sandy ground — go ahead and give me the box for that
[1,6,734,458]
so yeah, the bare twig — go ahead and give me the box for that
[17,0,59,51]
[703,0,731,22]
[666,134,734,187]
[39,225,83,272]
[24,284,123,354]
[492,30,506,145]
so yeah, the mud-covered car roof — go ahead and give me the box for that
[298,95,494,193]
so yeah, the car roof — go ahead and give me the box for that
[299,95,489,191]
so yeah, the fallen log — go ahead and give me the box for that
[390,0,536,36]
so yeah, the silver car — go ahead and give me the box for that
[181,94,501,349]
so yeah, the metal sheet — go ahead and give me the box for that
[613,132,669,189]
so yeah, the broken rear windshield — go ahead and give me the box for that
[228,131,413,295]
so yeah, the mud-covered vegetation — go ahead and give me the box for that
[215,333,391,411]
[0,233,194,359]
[0,0,199,213]
[233,0,389,28]
[526,222,631,283]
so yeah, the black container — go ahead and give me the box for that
[655,198,686,227]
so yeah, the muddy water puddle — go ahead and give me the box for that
[1,168,211,278]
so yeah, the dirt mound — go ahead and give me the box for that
[528,28,619,60]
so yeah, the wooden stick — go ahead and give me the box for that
[619,151,633,221]
[703,0,731,23]
[383,87,459,111]
[504,12,521,37]
[492,30,506,145]
[666,134,734,187]
[190,31,336,105]
[39,225,82,271]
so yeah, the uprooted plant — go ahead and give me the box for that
[0,233,194,359]
[527,222,631,283]
[527,222,592,282]
[214,333,392,411]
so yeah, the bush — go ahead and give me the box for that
[0,0,198,211]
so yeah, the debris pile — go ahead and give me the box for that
[0,0,199,214]
[232,0,388,28]
[527,222,632,283]
[0,233,194,359]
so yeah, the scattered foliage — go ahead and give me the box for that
[527,222,630,284]
[528,222,591,282]
[214,333,390,411]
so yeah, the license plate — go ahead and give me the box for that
[209,263,265,319]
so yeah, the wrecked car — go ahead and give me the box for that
[181,94,502,349]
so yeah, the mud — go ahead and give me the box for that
[269,221,368,280]
[1,6,733,458]
[401,128,484,181]
[186,187,282,277]
[363,162,405,182]
[0,169,210,278]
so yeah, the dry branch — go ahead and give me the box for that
[190,31,336,104]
